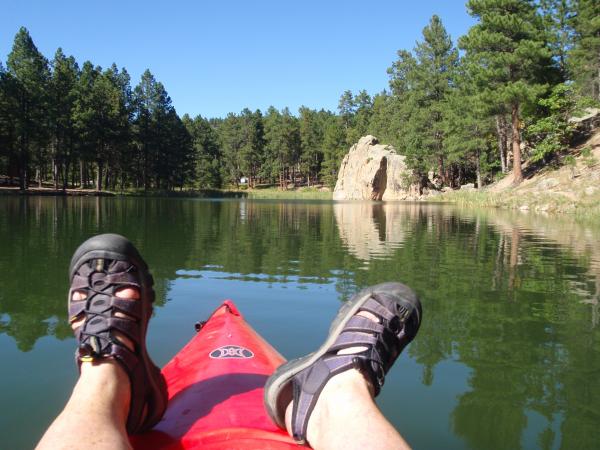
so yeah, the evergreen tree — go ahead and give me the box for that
[414,15,458,184]
[346,90,373,144]
[238,108,265,187]
[109,65,134,190]
[6,27,50,189]
[338,90,355,134]
[49,48,79,189]
[443,62,495,188]
[367,92,393,143]
[72,61,100,188]
[540,0,576,81]
[220,112,244,187]
[386,16,458,189]
[320,115,346,187]
[0,62,18,181]
[460,0,551,184]
[299,106,325,186]
[182,114,222,188]
[569,0,600,100]
[132,69,158,190]
[263,107,301,189]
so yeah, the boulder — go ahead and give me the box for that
[333,136,414,200]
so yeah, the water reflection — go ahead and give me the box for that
[333,202,410,260]
[1,197,600,449]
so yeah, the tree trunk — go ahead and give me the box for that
[438,155,445,184]
[63,160,70,191]
[96,161,103,191]
[104,167,110,191]
[495,115,508,174]
[511,104,523,184]
[80,160,85,188]
[53,159,59,190]
[476,148,482,189]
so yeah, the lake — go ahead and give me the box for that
[1,196,599,449]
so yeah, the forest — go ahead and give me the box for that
[0,0,598,192]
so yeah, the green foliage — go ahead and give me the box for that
[569,0,600,99]
[299,106,326,186]
[182,114,222,188]
[320,116,346,187]
[5,27,50,189]
[460,0,552,182]
[563,154,576,166]
[539,0,576,81]
[525,83,577,162]
[386,16,459,186]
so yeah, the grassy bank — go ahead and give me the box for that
[432,189,600,221]
[246,187,332,200]
[0,185,333,200]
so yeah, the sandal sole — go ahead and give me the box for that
[263,281,422,429]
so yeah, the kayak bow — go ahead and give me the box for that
[131,300,299,449]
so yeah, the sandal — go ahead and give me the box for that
[68,233,168,434]
[264,282,422,444]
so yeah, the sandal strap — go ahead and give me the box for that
[290,293,413,443]
[291,354,358,442]
[69,258,154,433]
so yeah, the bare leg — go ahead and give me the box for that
[284,311,412,450]
[36,288,138,450]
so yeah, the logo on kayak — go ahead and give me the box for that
[209,345,254,359]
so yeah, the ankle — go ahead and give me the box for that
[298,369,373,446]
[72,359,131,420]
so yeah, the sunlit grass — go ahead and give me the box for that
[432,189,600,222]
[247,187,333,200]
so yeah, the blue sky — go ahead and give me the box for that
[1,0,476,118]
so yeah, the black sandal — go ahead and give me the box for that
[264,282,422,444]
[68,233,168,434]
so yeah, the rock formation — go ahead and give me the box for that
[333,135,414,200]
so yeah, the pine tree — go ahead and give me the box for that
[569,0,600,100]
[386,16,458,188]
[49,48,79,189]
[72,61,100,188]
[133,70,155,189]
[182,114,222,188]
[220,112,244,187]
[460,0,551,183]
[443,61,495,188]
[320,115,346,187]
[238,108,265,187]
[109,65,134,190]
[299,106,325,186]
[6,27,50,189]
[540,0,576,81]
[0,62,18,182]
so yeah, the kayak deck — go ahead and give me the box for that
[131,301,299,449]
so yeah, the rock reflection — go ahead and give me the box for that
[333,202,413,260]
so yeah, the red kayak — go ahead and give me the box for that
[131,301,300,449]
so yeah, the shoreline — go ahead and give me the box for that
[2,186,598,221]
[0,186,333,200]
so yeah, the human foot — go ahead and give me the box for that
[68,234,167,434]
[264,282,422,444]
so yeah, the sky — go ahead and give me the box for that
[1,0,476,119]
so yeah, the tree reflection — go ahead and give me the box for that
[1,198,600,448]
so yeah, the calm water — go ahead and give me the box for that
[1,196,600,450]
